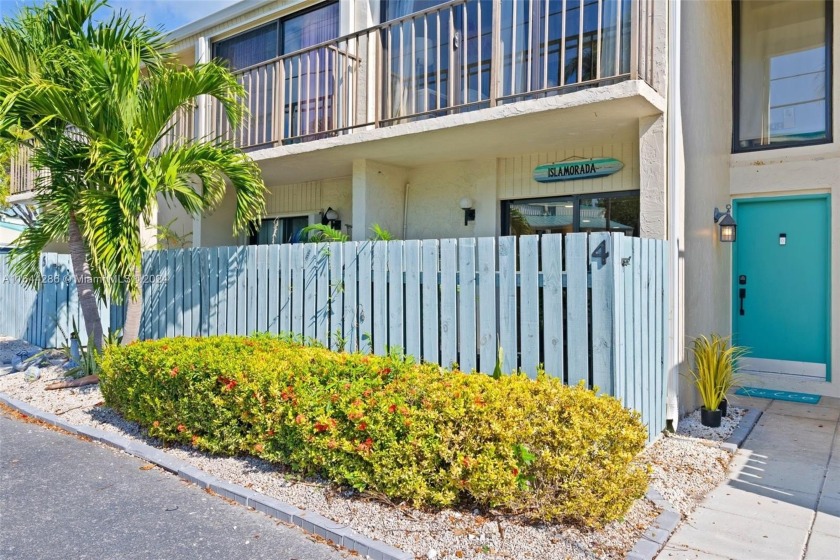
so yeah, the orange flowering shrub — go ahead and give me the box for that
[100,335,648,527]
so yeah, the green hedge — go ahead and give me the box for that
[100,335,648,527]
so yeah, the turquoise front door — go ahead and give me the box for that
[732,196,831,379]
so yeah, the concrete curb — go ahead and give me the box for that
[626,408,762,560]
[721,407,762,454]
[0,392,412,560]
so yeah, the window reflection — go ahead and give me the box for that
[504,193,640,237]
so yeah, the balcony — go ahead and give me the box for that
[214,0,660,150]
[8,145,39,198]
[8,0,660,195]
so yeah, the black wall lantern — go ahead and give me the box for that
[713,204,737,243]
[459,197,475,226]
[321,207,341,230]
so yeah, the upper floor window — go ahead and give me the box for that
[734,0,832,151]
[213,1,339,70]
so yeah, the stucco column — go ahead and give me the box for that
[351,159,368,241]
[639,114,667,240]
[192,36,211,248]
[352,159,407,241]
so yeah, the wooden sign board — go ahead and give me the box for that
[533,158,624,183]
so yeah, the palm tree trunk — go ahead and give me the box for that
[121,265,143,344]
[68,214,103,351]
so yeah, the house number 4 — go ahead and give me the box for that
[591,240,609,266]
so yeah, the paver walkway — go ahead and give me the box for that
[0,411,348,560]
[659,395,840,560]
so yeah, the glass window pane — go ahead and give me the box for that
[578,195,640,236]
[253,216,309,245]
[214,22,278,71]
[504,193,640,237]
[282,2,340,53]
[737,1,829,149]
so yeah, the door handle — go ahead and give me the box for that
[739,288,746,316]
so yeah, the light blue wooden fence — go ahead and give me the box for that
[0,253,124,348]
[0,233,668,438]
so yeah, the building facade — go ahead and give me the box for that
[5,0,838,412]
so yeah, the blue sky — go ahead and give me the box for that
[1,0,241,34]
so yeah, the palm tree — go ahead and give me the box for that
[0,0,171,349]
[0,0,266,347]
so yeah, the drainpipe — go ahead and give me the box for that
[403,183,410,239]
[666,0,684,430]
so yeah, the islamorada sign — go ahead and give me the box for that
[533,157,624,183]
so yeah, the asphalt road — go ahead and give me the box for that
[0,411,348,560]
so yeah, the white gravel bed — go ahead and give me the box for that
[0,336,731,559]
[676,405,746,442]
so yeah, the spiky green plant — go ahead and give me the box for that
[301,224,348,242]
[687,334,747,410]
[369,223,394,241]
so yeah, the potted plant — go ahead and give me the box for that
[688,334,746,427]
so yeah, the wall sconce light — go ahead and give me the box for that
[321,207,341,230]
[713,204,737,243]
[459,197,475,226]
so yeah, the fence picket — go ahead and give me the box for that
[498,236,517,375]
[225,246,238,336]
[372,241,388,354]
[477,237,496,374]
[541,234,564,380]
[279,244,292,334]
[291,244,305,336]
[236,246,249,336]
[256,245,269,333]
[268,245,280,334]
[632,237,643,415]
[357,242,372,353]
[207,247,220,336]
[328,242,344,350]
[165,250,176,338]
[404,240,421,359]
[315,243,329,345]
[519,235,539,378]
[343,242,359,352]
[440,239,457,368]
[565,233,589,387]
[458,238,476,372]
[388,241,404,353]
[421,239,439,363]
[590,231,613,394]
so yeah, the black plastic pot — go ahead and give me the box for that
[718,398,728,418]
[701,407,722,428]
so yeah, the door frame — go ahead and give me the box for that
[731,193,832,381]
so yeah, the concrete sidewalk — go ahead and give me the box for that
[658,394,840,560]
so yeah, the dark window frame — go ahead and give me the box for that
[732,0,833,153]
[501,190,641,236]
[212,0,340,69]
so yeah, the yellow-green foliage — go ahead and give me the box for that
[100,335,649,527]
[688,334,747,410]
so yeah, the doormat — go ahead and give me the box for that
[735,387,821,404]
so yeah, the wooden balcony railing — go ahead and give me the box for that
[212,0,659,150]
[9,144,38,196]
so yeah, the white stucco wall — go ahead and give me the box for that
[155,195,194,249]
[201,188,240,247]
[352,159,407,241]
[403,158,494,240]
[680,0,733,413]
